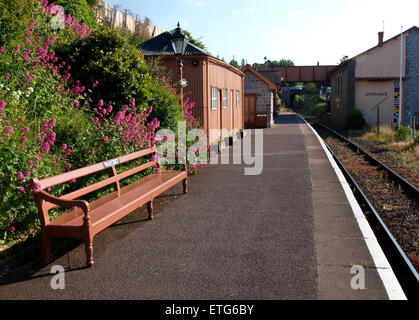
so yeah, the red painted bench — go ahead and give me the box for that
[31,146,187,267]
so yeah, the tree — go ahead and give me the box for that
[241,58,246,67]
[229,59,239,68]
[182,30,206,50]
[265,59,294,67]
[252,58,295,70]
[278,58,294,66]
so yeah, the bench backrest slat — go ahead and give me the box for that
[38,147,156,190]
[44,160,157,211]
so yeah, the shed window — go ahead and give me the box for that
[222,89,228,109]
[231,90,234,108]
[211,87,218,110]
[236,90,240,107]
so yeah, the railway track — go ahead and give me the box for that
[307,118,419,299]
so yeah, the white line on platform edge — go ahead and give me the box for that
[298,115,407,300]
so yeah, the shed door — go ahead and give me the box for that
[244,94,256,128]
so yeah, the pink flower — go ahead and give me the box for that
[103,136,109,143]
[9,226,15,232]
[0,100,4,112]
[65,148,71,155]
[16,171,24,180]
[4,126,14,135]
[31,182,41,192]
[20,136,27,143]
[61,143,67,150]
[34,155,42,161]
[65,163,71,170]
[49,118,56,127]
[41,142,50,152]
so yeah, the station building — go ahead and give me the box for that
[140,27,244,144]
[329,26,419,128]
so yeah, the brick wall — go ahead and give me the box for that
[244,72,274,127]
[405,28,419,125]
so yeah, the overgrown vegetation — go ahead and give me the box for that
[297,94,327,117]
[345,108,366,130]
[0,0,204,248]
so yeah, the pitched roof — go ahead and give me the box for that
[242,65,277,90]
[328,26,418,75]
[139,31,211,56]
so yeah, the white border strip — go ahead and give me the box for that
[299,116,407,300]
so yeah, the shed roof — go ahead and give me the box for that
[140,30,244,77]
[139,31,212,56]
[242,65,277,90]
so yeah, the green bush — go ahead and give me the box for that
[346,108,366,129]
[0,0,40,47]
[53,0,98,30]
[55,28,147,106]
[294,94,304,107]
[0,1,164,244]
[396,126,410,141]
[55,27,183,132]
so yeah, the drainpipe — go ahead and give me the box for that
[399,26,403,128]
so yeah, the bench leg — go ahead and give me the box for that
[84,238,94,267]
[183,178,188,194]
[147,201,154,219]
[41,231,51,266]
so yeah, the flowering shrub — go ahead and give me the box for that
[0,0,205,246]
[54,27,184,133]
[0,6,95,242]
[52,0,98,31]
[0,0,162,244]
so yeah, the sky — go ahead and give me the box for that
[105,0,419,66]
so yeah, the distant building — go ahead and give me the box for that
[140,28,244,144]
[242,65,277,128]
[329,26,419,128]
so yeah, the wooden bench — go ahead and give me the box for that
[31,146,188,267]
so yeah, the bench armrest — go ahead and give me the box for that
[35,190,90,214]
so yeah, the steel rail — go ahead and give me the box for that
[311,119,419,195]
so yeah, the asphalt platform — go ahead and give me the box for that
[0,113,393,299]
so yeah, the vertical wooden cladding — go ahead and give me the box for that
[207,57,244,142]
[161,56,205,122]
[153,55,243,144]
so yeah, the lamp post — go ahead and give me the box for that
[170,22,188,106]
